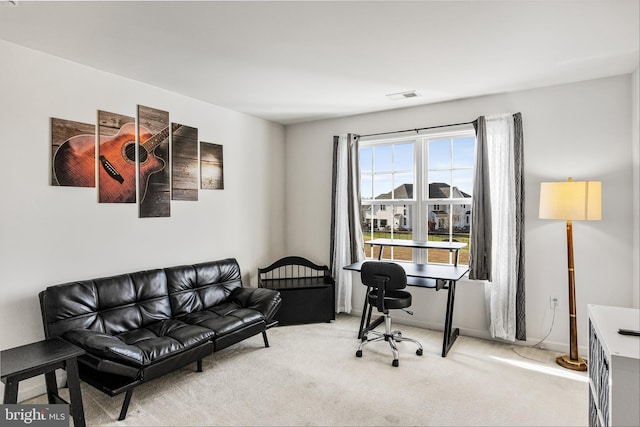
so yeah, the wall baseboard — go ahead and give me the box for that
[347,311,587,357]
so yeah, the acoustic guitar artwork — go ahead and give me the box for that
[53,122,180,203]
[52,131,98,188]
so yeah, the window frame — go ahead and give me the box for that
[359,127,476,265]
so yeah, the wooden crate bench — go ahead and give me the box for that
[258,256,335,325]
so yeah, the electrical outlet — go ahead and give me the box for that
[550,297,558,310]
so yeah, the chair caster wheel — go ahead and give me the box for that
[416,349,423,356]
[356,350,362,358]
[392,359,399,367]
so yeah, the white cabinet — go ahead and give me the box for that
[588,305,640,427]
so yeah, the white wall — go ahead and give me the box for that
[0,40,285,399]
[285,75,635,354]
[632,66,639,308]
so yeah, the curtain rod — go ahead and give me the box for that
[357,119,477,138]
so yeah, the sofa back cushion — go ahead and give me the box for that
[40,269,171,339]
[165,258,242,317]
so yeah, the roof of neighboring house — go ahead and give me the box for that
[375,183,470,200]
[429,182,471,199]
[376,183,413,199]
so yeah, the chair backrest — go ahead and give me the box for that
[361,262,407,313]
[361,261,407,290]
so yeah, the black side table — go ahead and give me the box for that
[1,338,86,427]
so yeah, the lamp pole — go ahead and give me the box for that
[557,211,587,370]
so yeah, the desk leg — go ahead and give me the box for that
[358,286,371,339]
[359,244,383,338]
[441,280,460,357]
[65,358,86,427]
[3,377,19,404]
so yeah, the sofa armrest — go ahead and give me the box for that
[63,329,147,367]
[230,287,282,322]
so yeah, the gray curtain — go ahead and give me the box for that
[470,117,492,281]
[513,113,526,340]
[330,134,365,313]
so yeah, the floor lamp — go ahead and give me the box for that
[539,178,601,371]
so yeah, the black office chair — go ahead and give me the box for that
[356,261,423,367]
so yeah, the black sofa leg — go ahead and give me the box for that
[262,331,270,348]
[118,389,134,421]
[196,359,203,372]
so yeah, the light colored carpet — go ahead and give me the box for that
[28,315,588,426]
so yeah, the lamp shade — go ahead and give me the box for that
[539,180,602,221]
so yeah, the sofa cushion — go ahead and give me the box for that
[165,259,243,317]
[98,270,173,335]
[63,319,214,367]
[41,269,172,339]
[180,304,264,337]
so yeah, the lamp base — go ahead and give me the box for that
[556,354,587,371]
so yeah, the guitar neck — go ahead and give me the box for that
[141,123,181,152]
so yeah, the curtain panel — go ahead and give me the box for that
[471,113,526,341]
[330,134,365,313]
[470,117,492,282]
[513,113,526,340]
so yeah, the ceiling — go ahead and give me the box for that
[0,1,638,125]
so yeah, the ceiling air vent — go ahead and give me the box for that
[386,90,420,101]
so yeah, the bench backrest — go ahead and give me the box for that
[258,256,330,282]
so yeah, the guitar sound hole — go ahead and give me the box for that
[124,143,148,163]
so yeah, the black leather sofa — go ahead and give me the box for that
[39,258,282,420]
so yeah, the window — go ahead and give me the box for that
[359,128,476,265]
[360,141,415,260]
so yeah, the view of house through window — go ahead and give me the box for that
[359,129,476,264]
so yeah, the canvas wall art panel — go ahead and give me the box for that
[51,117,96,187]
[137,105,171,218]
[97,110,136,203]
[200,142,224,190]
[171,124,199,201]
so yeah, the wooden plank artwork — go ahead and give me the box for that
[138,105,171,218]
[51,106,224,217]
[200,142,224,190]
[51,117,96,187]
[171,124,199,201]
[97,110,136,203]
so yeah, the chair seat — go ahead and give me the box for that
[367,289,412,310]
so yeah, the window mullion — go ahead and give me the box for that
[415,138,425,264]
